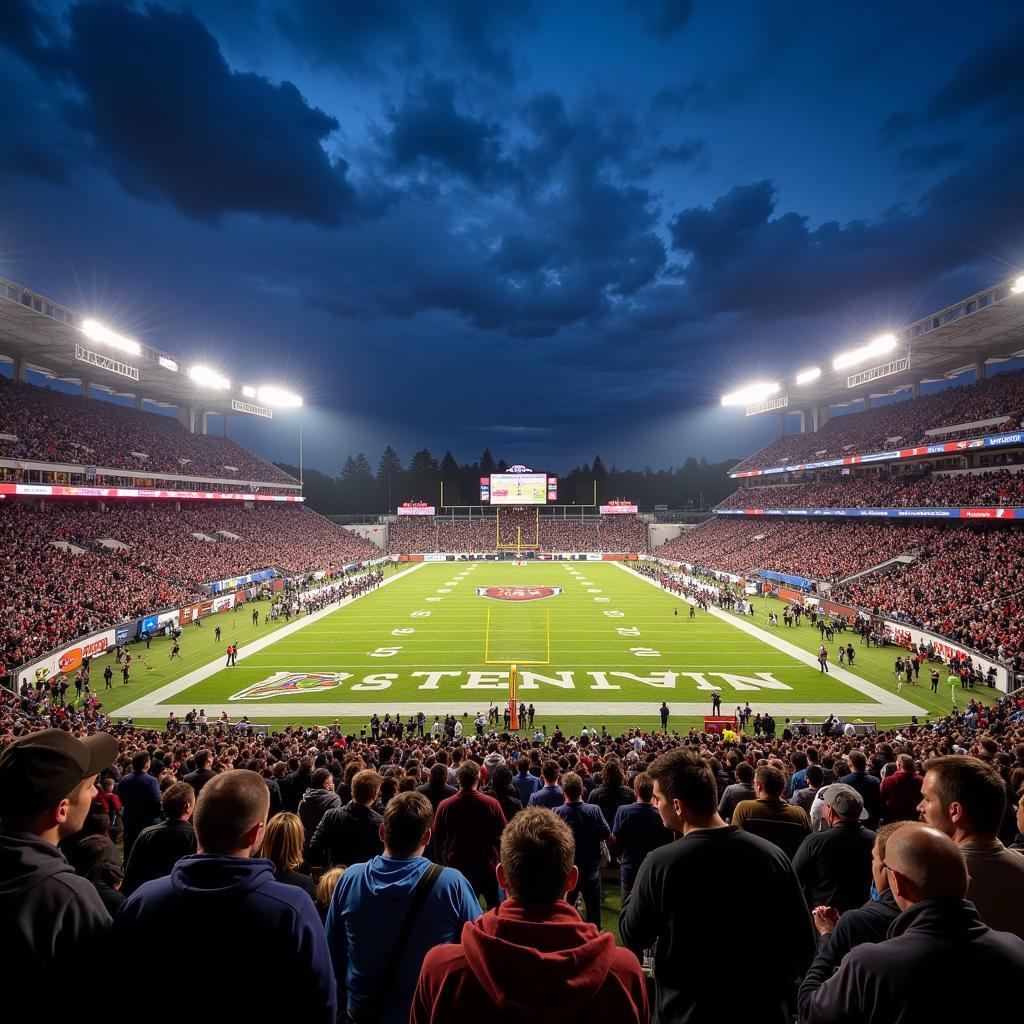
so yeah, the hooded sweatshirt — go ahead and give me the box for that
[112,854,335,1024]
[0,828,112,996]
[411,899,648,1024]
[326,853,481,1024]
[802,898,1024,1023]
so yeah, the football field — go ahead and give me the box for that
[111,561,935,730]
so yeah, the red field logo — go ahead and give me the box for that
[476,586,562,601]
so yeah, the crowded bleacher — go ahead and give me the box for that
[733,366,1024,472]
[0,375,297,484]
[0,500,379,668]
[719,468,1024,509]
[389,514,647,554]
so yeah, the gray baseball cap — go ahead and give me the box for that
[820,782,868,821]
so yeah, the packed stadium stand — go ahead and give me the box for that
[733,366,1024,472]
[0,501,379,668]
[388,514,647,553]
[718,468,1024,509]
[0,375,297,484]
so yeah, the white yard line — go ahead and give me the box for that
[612,561,926,717]
[115,559,926,721]
[112,562,427,719]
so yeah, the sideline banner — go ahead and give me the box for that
[715,506,1023,520]
[0,483,303,502]
[17,628,116,685]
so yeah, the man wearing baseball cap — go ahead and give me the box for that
[792,782,876,914]
[0,728,119,992]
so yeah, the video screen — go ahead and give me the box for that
[489,472,548,505]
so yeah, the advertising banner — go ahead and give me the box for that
[397,504,436,515]
[730,430,1024,478]
[818,599,858,620]
[18,628,116,684]
[715,507,1024,520]
[600,503,638,514]
[758,568,814,589]
[114,622,137,646]
[0,483,303,502]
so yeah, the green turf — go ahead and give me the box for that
[91,559,990,731]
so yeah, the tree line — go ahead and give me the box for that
[276,448,738,515]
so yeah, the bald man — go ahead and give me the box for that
[801,825,1024,1023]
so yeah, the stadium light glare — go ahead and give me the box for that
[188,365,230,389]
[832,333,897,371]
[158,356,178,372]
[720,381,779,407]
[257,385,303,408]
[1013,275,1024,294]
[80,319,141,356]
[795,366,821,385]
[242,386,257,398]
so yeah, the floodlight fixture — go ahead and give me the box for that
[242,386,257,398]
[188,365,230,389]
[158,356,178,372]
[1012,275,1024,294]
[80,319,141,356]
[833,333,897,371]
[721,381,779,407]
[257,385,303,408]
[795,366,822,385]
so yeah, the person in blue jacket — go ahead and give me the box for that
[112,770,335,1024]
[326,790,482,1024]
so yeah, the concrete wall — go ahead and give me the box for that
[344,523,387,549]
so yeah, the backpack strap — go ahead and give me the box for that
[355,862,443,1024]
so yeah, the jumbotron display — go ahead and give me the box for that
[480,471,558,504]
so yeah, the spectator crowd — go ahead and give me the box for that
[389,514,646,554]
[719,468,1024,510]
[2,677,1024,1022]
[733,366,1024,473]
[0,501,379,669]
[0,374,296,484]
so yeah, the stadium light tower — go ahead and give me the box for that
[1013,275,1024,294]
[832,333,897,371]
[188,365,230,389]
[721,381,779,406]
[80,319,142,356]
[256,385,306,486]
[795,366,821,384]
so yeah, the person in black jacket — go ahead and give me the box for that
[122,782,197,895]
[308,769,384,868]
[797,821,908,1021]
[182,749,217,796]
[0,729,119,997]
[483,765,523,823]
[621,748,816,1023]
[792,783,876,913]
[801,824,1024,1023]
[281,758,314,814]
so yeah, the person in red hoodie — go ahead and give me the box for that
[879,754,923,822]
[411,807,649,1024]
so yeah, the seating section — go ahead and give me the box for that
[388,515,647,553]
[656,517,935,582]
[0,501,379,668]
[0,375,297,484]
[718,469,1024,509]
[733,367,1024,472]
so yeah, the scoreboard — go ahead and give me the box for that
[480,472,558,504]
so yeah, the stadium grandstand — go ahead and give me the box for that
[656,271,1024,681]
[3,270,1024,1023]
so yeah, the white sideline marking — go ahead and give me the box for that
[612,561,926,718]
[112,562,427,720]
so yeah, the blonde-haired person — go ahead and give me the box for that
[260,812,315,901]
[316,866,345,922]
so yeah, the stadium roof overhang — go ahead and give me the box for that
[738,276,1024,417]
[0,275,289,418]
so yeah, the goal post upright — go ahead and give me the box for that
[509,663,519,730]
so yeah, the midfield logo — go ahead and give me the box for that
[229,672,345,701]
[476,586,562,602]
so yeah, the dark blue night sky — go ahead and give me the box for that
[2,0,1023,474]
